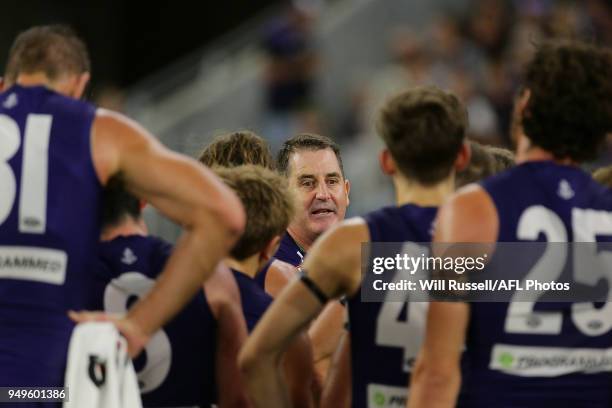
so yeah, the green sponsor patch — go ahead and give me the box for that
[373,391,386,406]
[499,352,515,368]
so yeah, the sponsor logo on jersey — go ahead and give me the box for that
[0,246,67,284]
[490,344,612,376]
[367,384,407,407]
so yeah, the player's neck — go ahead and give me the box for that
[225,257,260,279]
[15,73,80,98]
[101,217,148,241]
[516,133,577,166]
[15,73,57,90]
[393,176,455,207]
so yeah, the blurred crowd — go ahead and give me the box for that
[262,0,611,146]
[258,0,612,214]
[350,0,611,146]
[96,0,612,216]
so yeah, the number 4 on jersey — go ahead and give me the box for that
[376,301,428,372]
[375,242,430,372]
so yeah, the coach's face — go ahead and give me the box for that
[287,148,350,243]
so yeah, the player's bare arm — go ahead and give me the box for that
[265,260,298,298]
[77,109,246,354]
[264,260,321,406]
[408,184,497,407]
[320,330,351,408]
[308,299,346,381]
[433,184,498,244]
[204,264,251,408]
[283,333,317,408]
[408,301,469,408]
[267,251,346,383]
[239,218,366,408]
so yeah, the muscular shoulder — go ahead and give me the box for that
[271,259,298,280]
[434,184,499,243]
[266,259,299,298]
[311,218,369,265]
[93,108,147,135]
[91,108,157,185]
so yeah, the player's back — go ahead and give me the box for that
[0,84,100,387]
[461,161,612,407]
[92,235,217,407]
[348,204,437,408]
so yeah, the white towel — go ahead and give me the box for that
[63,322,142,408]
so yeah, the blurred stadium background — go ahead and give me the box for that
[2,0,611,241]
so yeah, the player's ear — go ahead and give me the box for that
[0,77,5,92]
[454,140,471,172]
[516,87,531,116]
[73,72,91,99]
[379,149,396,176]
[344,178,350,206]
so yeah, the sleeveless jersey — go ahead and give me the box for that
[92,235,217,407]
[231,269,273,333]
[459,161,612,407]
[348,204,437,408]
[274,232,305,268]
[253,258,275,290]
[0,85,100,389]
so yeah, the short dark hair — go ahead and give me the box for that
[521,40,612,162]
[101,176,141,229]
[198,130,274,169]
[5,25,90,82]
[215,165,295,261]
[456,141,514,188]
[276,133,344,177]
[377,86,468,185]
